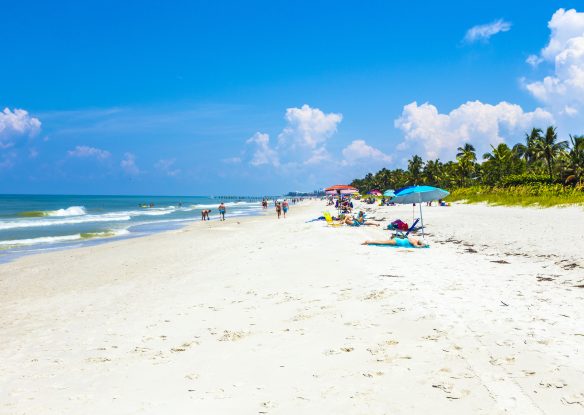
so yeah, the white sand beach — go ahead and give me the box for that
[1,201,583,414]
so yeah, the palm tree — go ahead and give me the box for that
[568,134,584,182]
[407,155,424,185]
[456,143,477,162]
[456,143,476,186]
[423,159,443,186]
[513,128,541,165]
[482,143,514,184]
[534,126,568,180]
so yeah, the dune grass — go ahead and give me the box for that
[448,184,584,207]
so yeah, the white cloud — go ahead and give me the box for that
[246,132,280,167]
[342,140,392,165]
[154,158,180,176]
[222,156,242,164]
[464,19,511,43]
[304,147,331,165]
[526,54,544,67]
[237,105,345,172]
[0,108,41,149]
[120,152,140,175]
[394,101,553,159]
[67,145,111,160]
[277,104,342,150]
[524,9,584,114]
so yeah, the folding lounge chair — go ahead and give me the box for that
[323,211,343,227]
[391,218,422,238]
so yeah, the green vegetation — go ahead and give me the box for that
[448,184,584,207]
[351,125,584,207]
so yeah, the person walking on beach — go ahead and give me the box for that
[282,199,289,218]
[218,202,226,221]
[275,201,282,219]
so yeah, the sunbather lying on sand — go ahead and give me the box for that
[344,213,379,227]
[361,235,428,248]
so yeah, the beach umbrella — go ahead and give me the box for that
[392,185,449,238]
[325,184,355,192]
[383,189,395,197]
[368,189,382,196]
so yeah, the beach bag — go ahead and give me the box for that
[390,219,408,231]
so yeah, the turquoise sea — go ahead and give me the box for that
[0,195,265,262]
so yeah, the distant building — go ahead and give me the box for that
[286,189,324,197]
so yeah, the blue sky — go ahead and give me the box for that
[1,1,583,195]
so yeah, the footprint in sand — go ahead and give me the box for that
[364,289,389,300]
[171,340,199,352]
[561,392,584,406]
[539,379,567,389]
[432,381,470,400]
[218,330,249,341]
[86,357,111,363]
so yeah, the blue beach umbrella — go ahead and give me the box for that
[392,185,449,238]
[383,189,395,197]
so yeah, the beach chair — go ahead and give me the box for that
[391,218,422,238]
[323,211,343,227]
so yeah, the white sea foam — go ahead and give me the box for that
[48,206,87,217]
[0,214,132,230]
[0,229,130,247]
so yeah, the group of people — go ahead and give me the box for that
[206,199,293,222]
[324,199,429,249]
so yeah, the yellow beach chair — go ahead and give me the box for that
[323,211,343,227]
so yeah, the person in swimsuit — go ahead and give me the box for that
[218,203,226,221]
[342,212,380,227]
[361,235,428,248]
[275,201,282,219]
[282,200,289,218]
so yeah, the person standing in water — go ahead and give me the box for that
[218,202,226,221]
[282,199,289,218]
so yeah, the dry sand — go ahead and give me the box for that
[1,200,583,414]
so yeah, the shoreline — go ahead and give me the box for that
[0,204,267,265]
[1,200,583,414]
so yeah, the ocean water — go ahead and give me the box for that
[0,195,265,262]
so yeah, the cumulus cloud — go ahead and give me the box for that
[464,19,511,43]
[342,140,392,165]
[277,104,342,165]
[524,9,584,116]
[277,104,342,150]
[67,145,111,160]
[394,101,553,159]
[304,147,331,165]
[0,108,41,149]
[155,158,180,176]
[120,152,140,175]
[241,105,343,168]
[246,132,280,167]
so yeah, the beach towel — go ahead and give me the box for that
[368,243,429,249]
